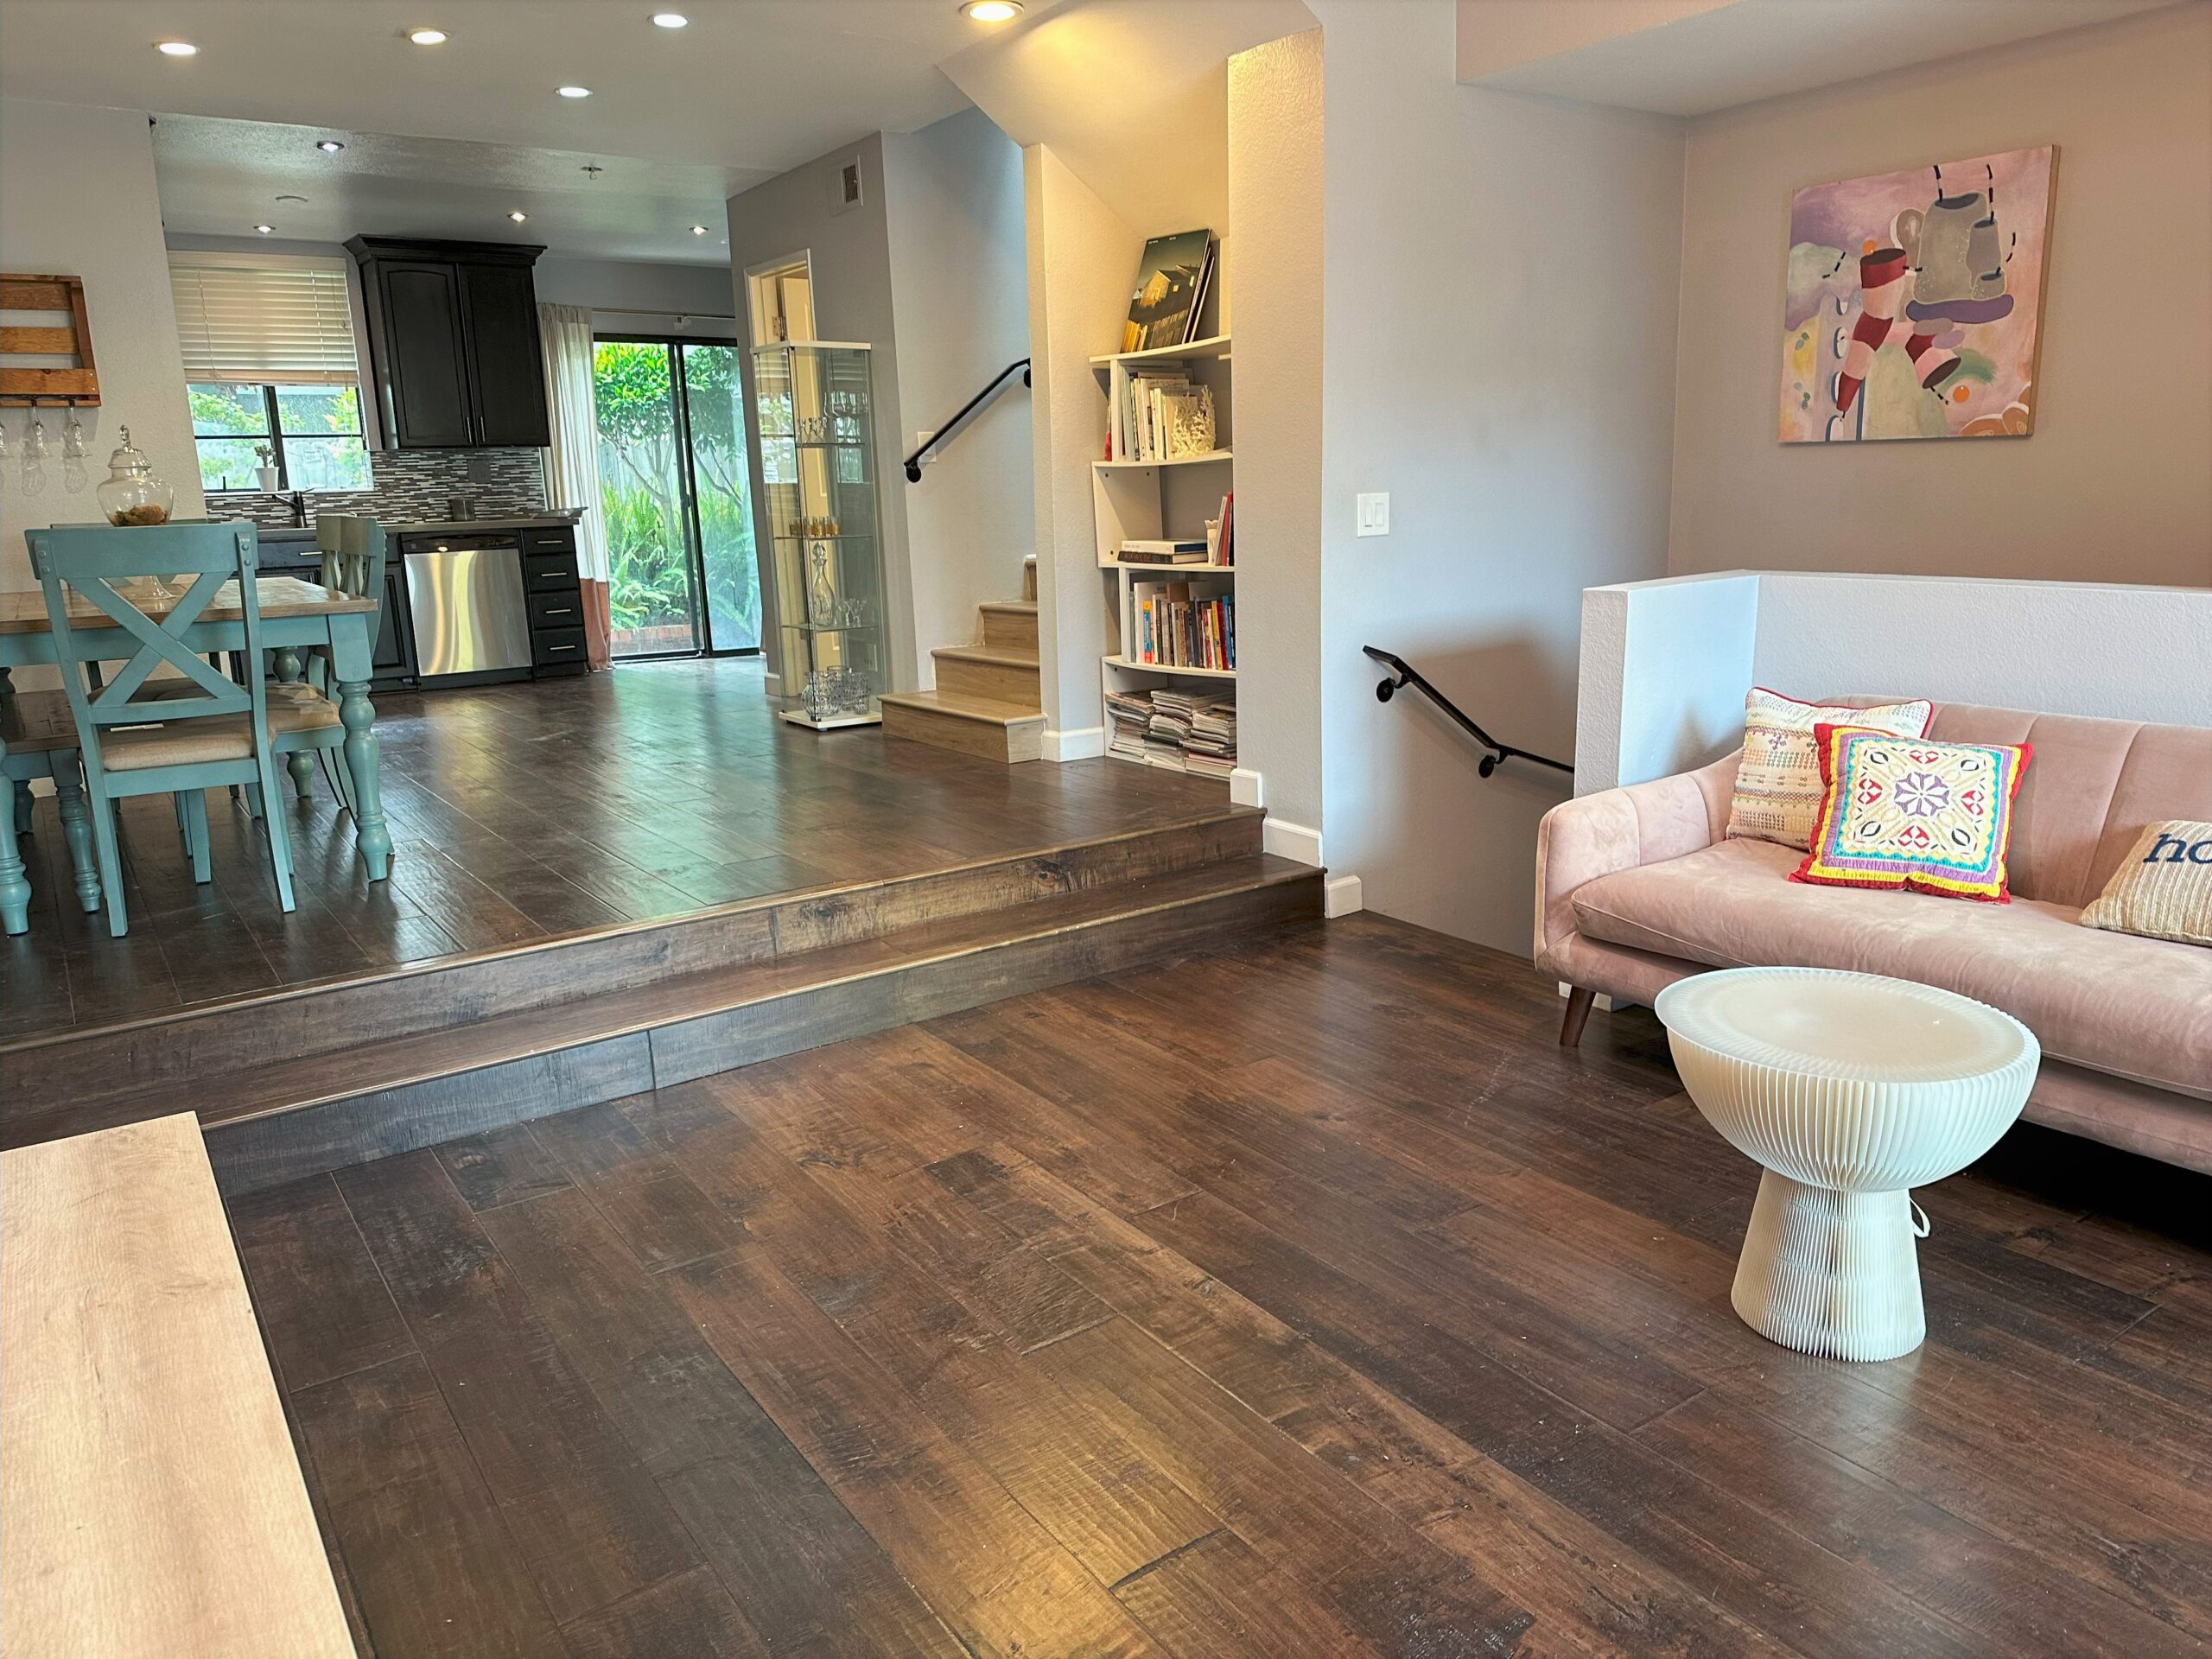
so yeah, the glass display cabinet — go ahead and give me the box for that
[753,341,886,729]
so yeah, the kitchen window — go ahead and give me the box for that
[169,252,374,493]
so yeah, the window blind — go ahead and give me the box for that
[168,259,360,385]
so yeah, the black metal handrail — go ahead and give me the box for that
[903,358,1031,482]
[1363,645,1573,779]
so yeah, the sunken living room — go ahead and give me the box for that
[3,3,2209,1657]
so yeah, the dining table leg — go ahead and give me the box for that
[0,777,29,935]
[272,647,317,801]
[335,677,392,881]
[52,765,101,913]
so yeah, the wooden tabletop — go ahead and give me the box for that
[0,576,377,634]
[1,1114,358,1657]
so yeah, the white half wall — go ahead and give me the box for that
[1580,569,2212,791]
[3,99,206,594]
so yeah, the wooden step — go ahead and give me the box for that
[0,809,1264,1138]
[979,600,1039,653]
[153,854,1319,1196]
[880,690,1047,763]
[931,644,1041,708]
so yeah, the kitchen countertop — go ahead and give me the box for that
[217,512,582,541]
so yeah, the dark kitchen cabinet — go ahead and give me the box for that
[348,237,550,450]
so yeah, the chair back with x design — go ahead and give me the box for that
[307,515,386,692]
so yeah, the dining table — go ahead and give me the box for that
[0,576,392,919]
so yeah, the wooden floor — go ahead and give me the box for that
[2,658,1228,1042]
[228,915,2212,1659]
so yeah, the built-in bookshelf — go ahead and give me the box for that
[1091,335,1236,778]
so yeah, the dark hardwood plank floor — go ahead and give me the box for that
[228,915,2212,1658]
[1,658,1228,1042]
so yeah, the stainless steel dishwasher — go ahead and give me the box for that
[403,532,534,682]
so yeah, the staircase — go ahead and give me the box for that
[1,801,1321,1195]
[880,556,1047,763]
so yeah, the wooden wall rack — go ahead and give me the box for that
[1,274,100,407]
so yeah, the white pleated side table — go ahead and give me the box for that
[1655,967,2039,1362]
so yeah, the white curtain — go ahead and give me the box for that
[538,302,613,668]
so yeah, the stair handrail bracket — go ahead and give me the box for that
[1362,645,1573,781]
[904,358,1032,483]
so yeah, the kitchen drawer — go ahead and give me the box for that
[529,589,586,629]
[522,551,580,591]
[531,625,588,667]
[522,526,576,554]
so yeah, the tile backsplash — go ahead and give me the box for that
[213,448,548,529]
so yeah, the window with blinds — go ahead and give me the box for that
[168,258,361,385]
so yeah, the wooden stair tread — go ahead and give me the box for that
[931,644,1039,669]
[978,601,1038,614]
[60,855,1313,1140]
[879,689,1047,727]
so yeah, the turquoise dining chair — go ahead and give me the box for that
[27,521,297,936]
[0,690,100,935]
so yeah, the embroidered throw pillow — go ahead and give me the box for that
[1791,725,2031,903]
[2080,821,2212,947]
[1726,687,1934,850]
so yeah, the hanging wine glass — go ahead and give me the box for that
[24,416,49,460]
[60,409,86,458]
[0,416,10,465]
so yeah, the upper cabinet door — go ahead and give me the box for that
[378,263,474,448]
[461,263,550,448]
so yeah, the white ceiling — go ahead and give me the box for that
[0,0,1070,262]
[1459,0,2197,117]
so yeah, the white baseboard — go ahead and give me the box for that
[1045,725,1107,761]
[1230,767,1263,808]
[1324,874,1363,917]
[1262,817,1323,868]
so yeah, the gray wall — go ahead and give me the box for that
[724,134,917,690]
[1669,4,2212,587]
[883,108,1034,682]
[1303,0,1687,947]
[535,255,737,327]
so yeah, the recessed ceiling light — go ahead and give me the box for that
[254,224,274,234]
[155,39,199,56]
[960,0,1021,21]
[556,85,592,99]
[651,12,689,27]
[405,27,448,46]
[690,224,709,236]
[508,210,528,223]
[316,139,345,153]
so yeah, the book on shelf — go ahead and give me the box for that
[1110,370,1214,464]
[1214,491,1234,567]
[1131,580,1235,671]
[1119,229,1215,354]
[1116,537,1211,566]
[1106,685,1236,773]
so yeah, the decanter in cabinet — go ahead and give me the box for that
[753,341,885,729]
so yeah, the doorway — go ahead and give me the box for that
[591,337,762,658]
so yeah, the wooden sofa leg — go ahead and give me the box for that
[1560,986,1596,1047]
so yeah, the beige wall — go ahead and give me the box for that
[2,99,206,594]
[1669,5,2212,587]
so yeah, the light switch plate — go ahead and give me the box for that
[1356,493,1390,537]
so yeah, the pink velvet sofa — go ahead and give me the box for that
[1535,701,2212,1173]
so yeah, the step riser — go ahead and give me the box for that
[880,699,1045,764]
[3,811,1259,1122]
[205,871,1324,1196]
[935,654,1040,707]
[980,611,1039,652]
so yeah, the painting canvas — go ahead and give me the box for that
[1121,229,1214,353]
[1780,145,2056,443]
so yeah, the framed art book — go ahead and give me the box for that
[1121,230,1215,353]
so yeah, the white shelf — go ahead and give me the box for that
[1104,656,1236,680]
[1100,560,1234,573]
[1090,334,1232,367]
[1095,450,1232,471]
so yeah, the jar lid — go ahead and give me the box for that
[106,425,152,476]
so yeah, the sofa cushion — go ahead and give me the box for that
[1571,837,2212,1100]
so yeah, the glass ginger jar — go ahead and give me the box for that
[96,426,175,526]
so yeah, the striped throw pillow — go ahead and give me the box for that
[2081,822,2212,947]
[1726,688,1934,851]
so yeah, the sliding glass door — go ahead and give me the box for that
[591,338,761,658]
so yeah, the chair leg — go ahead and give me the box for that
[244,779,264,819]
[0,778,29,936]
[254,754,297,913]
[86,782,129,938]
[175,791,192,856]
[182,790,213,884]
[52,763,100,914]
[11,781,29,837]
[1560,986,1597,1047]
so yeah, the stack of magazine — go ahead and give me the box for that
[1104,686,1236,774]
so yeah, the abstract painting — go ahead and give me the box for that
[1780,146,2056,443]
